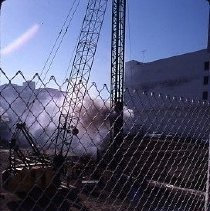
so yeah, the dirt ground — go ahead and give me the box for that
[0,149,18,211]
[0,149,129,211]
[0,146,206,211]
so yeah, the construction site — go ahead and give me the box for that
[0,0,210,210]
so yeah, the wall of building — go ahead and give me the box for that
[125,49,210,100]
[124,49,210,138]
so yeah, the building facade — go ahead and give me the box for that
[124,50,210,139]
[125,49,210,101]
[124,0,210,138]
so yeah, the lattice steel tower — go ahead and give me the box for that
[111,0,126,140]
[111,0,126,107]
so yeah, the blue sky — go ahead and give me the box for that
[0,0,209,87]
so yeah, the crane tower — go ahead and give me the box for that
[111,0,126,142]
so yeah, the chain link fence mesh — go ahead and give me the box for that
[0,70,209,211]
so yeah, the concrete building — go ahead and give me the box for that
[125,49,210,101]
[125,1,210,101]
[124,52,210,138]
[124,1,210,139]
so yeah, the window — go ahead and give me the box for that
[204,76,209,85]
[202,91,208,100]
[204,61,209,71]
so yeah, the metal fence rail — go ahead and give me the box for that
[0,71,209,210]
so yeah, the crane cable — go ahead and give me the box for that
[127,0,133,84]
[40,0,81,82]
[0,0,4,85]
[22,0,81,124]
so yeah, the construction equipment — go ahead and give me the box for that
[111,0,126,111]
[1,0,127,209]
[2,122,51,193]
[110,0,126,143]
[54,0,108,157]
[2,0,108,200]
[106,0,126,168]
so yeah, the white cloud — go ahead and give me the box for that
[1,23,40,56]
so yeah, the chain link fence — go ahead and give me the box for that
[0,70,210,210]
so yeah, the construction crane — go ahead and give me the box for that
[2,0,109,195]
[54,0,108,158]
[53,0,127,171]
[2,0,126,208]
[111,0,126,109]
[55,0,127,154]
[110,0,126,156]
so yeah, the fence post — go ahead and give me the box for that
[205,135,210,211]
